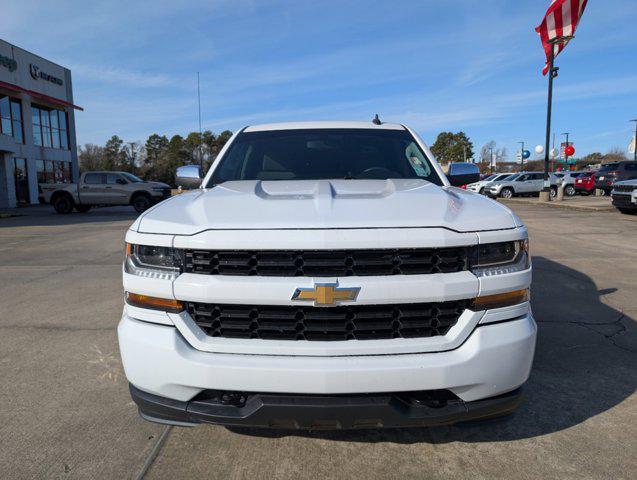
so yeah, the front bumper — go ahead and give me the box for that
[611,194,637,209]
[130,383,524,429]
[119,309,536,427]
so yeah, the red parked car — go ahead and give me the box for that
[574,171,596,195]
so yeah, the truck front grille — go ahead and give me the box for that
[183,248,469,277]
[612,194,633,206]
[186,300,468,341]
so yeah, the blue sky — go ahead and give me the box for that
[4,0,637,159]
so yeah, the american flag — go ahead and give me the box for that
[536,0,589,75]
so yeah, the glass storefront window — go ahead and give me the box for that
[33,125,43,146]
[31,105,69,149]
[11,101,22,143]
[36,160,72,184]
[13,158,30,204]
[1,96,13,136]
[59,111,68,149]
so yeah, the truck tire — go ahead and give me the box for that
[499,188,514,199]
[76,205,91,213]
[52,193,74,214]
[132,193,152,213]
[550,186,557,199]
[564,185,576,197]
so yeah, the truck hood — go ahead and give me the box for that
[135,179,518,235]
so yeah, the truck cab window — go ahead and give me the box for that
[84,173,103,184]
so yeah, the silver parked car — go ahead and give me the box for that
[487,172,559,199]
[466,173,515,194]
[553,171,585,197]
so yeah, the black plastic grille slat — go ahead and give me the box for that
[184,248,469,277]
[187,301,468,341]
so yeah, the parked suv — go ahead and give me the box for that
[611,179,637,214]
[487,172,558,199]
[574,171,597,195]
[118,121,536,429]
[40,171,172,214]
[595,162,637,195]
[466,173,513,194]
[554,171,585,197]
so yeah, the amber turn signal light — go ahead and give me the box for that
[125,292,184,313]
[471,289,529,310]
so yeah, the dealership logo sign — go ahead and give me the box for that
[0,54,17,72]
[30,64,63,86]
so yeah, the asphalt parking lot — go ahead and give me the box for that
[1,204,636,479]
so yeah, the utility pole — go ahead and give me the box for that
[540,35,573,202]
[463,145,467,163]
[518,141,525,171]
[631,119,637,161]
[126,142,137,175]
[489,146,495,173]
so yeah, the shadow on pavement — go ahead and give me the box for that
[229,256,636,443]
[0,206,139,228]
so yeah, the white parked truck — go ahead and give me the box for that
[40,171,172,214]
[118,121,536,429]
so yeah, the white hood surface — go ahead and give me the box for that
[135,179,518,235]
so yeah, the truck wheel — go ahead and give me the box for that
[564,185,576,197]
[76,205,91,213]
[550,187,557,199]
[499,188,514,199]
[52,194,74,214]
[132,193,152,213]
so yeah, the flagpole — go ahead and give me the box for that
[540,35,573,202]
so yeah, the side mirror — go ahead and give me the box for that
[447,163,480,187]
[116,178,127,185]
[176,165,203,189]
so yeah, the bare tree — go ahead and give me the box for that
[78,144,106,172]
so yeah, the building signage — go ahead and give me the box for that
[0,53,17,72]
[30,64,63,86]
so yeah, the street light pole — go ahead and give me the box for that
[540,35,573,202]
[489,146,494,173]
[518,141,525,171]
[127,141,137,175]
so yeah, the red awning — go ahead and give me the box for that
[0,79,83,111]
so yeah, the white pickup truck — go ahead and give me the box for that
[118,121,536,429]
[39,171,172,214]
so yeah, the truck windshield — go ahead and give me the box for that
[121,173,144,183]
[208,129,442,186]
[598,163,619,172]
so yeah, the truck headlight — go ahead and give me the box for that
[470,240,529,277]
[124,243,182,280]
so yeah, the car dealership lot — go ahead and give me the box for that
[1,205,635,479]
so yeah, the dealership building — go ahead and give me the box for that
[0,39,81,208]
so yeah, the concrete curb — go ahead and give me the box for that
[499,198,615,212]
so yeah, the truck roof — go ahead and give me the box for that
[244,121,406,132]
